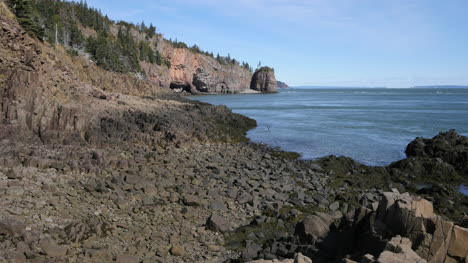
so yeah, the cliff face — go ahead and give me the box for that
[158,40,252,94]
[106,24,253,94]
[0,2,254,149]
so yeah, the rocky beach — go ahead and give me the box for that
[0,1,467,263]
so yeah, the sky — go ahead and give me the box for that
[85,0,468,88]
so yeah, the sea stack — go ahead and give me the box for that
[250,67,278,93]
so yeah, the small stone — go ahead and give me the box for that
[6,168,21,180]
[41,243,68,257]
[7,186,24,196]
[170,245,185,256]
[114,198,129,209]
[210,199,227,211]
[116,254,139,263]
[143,196,156,206]
[182,194,203,206]
[6,251,27,263]
[329,201,340,211]
[125,174,140,185]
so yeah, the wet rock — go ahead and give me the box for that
[389,157,461,184]
[405,129,468,174]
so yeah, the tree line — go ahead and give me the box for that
[5,0,251,74]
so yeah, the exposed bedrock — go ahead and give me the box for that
[250,67,278,93]
[167,48,252,94]
[247,191,468,263]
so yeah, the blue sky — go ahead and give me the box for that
[86,0,468,87]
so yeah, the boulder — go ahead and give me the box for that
[405,129,468,175]
[376,236,427,263]
[447,226,468,260]
[388,157,461,183]
[242,243,263,261]
[6,167,21,179]
[206,214,232,233]
[0,219,25,237]
[294,253,313,263]
[40,241,68,258]
[250,67,277,93]
[182,194,203,206]
[295,212,334,243]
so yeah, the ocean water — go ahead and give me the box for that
[191,87,468,167]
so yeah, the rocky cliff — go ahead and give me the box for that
[1,2,467,263]
[251,67,278,93]
[0,2,255,149]
[162,44,252,94]
[105,21,254,94]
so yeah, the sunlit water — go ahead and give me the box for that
[191,87,468,167]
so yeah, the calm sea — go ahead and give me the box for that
[191,87,468,167]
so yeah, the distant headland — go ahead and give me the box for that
[412,85,468,89]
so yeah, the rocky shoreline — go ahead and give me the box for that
[0,3,467,262]
[1,103,467,263]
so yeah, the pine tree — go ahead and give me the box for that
[7,0,44,39]
[147,23,156,38]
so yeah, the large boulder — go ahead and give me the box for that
[294,212,334,243]
[375,192,467,263]
[405,130,468,175]
[388,157,462,184]
[377,236,427,263]
[250,67,278,93]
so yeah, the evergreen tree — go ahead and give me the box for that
[147,23,156,38]
[7,0,44,39]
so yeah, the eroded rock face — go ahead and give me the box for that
[250,67,278,93]
[0,6,255,148]
[162,47,252,94]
